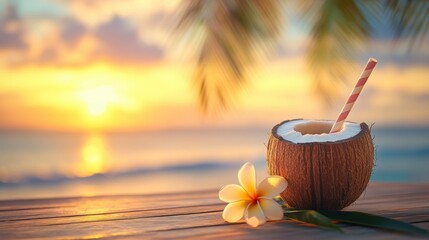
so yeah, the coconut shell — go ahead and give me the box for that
[267,119,374,210]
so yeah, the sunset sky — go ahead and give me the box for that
[1,0,428,132]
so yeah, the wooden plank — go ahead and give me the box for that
[0,183,428,239]
[0,190,219,220]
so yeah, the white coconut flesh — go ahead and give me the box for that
[276,119,361,143]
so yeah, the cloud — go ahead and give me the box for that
[0,1,167,66]
[93,16,163,62]
[63,0,178,48]
[0,4,26,50]
[61,18,86,45]
[37,47,58,64]
[27,17,95,65]
[63,0,180,28]
[32,18,89,65]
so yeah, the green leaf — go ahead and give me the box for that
[320,211,428,235]
[284,209,343,232]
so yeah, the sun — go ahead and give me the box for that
[87,99,107,116]
[77,135,107,177]
[79,86,116,117]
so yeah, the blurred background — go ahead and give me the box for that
[0,0,428,200]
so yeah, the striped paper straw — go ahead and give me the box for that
[329,58,377,133]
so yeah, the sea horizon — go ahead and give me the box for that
[1,125,428,200]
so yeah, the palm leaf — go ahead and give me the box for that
[384,0,429,51]
[174,0,428,112]
[174,0,284,113]
[320,210,429,235]
[300,0,428,101]
[284,209,343,232]
[298,0,374,101]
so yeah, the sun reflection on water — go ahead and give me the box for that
[77,135,107,177]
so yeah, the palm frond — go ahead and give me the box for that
[299,0,374,101]
[174,0,284,113]
[174,0,428,112]
[384,0,429,51]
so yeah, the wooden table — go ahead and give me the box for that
[0,183,428,239]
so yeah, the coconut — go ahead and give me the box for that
[267,119,374,210]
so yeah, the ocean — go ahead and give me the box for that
[1,126,428,200]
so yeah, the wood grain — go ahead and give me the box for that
[0,183,428,239]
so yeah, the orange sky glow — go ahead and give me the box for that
[0,0,428,132]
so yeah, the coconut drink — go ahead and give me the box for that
[267,119,374,210]
[267,58,377,210]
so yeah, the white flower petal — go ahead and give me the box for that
[222,201,250,223]
[219,184,251,203]
[238,162,257,197]
[257,176,287,198]
[259,198,284,220]
[245,202,266,227]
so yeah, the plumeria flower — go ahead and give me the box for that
[218,162,288,227]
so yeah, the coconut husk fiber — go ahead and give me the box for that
[267,119,374,210]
